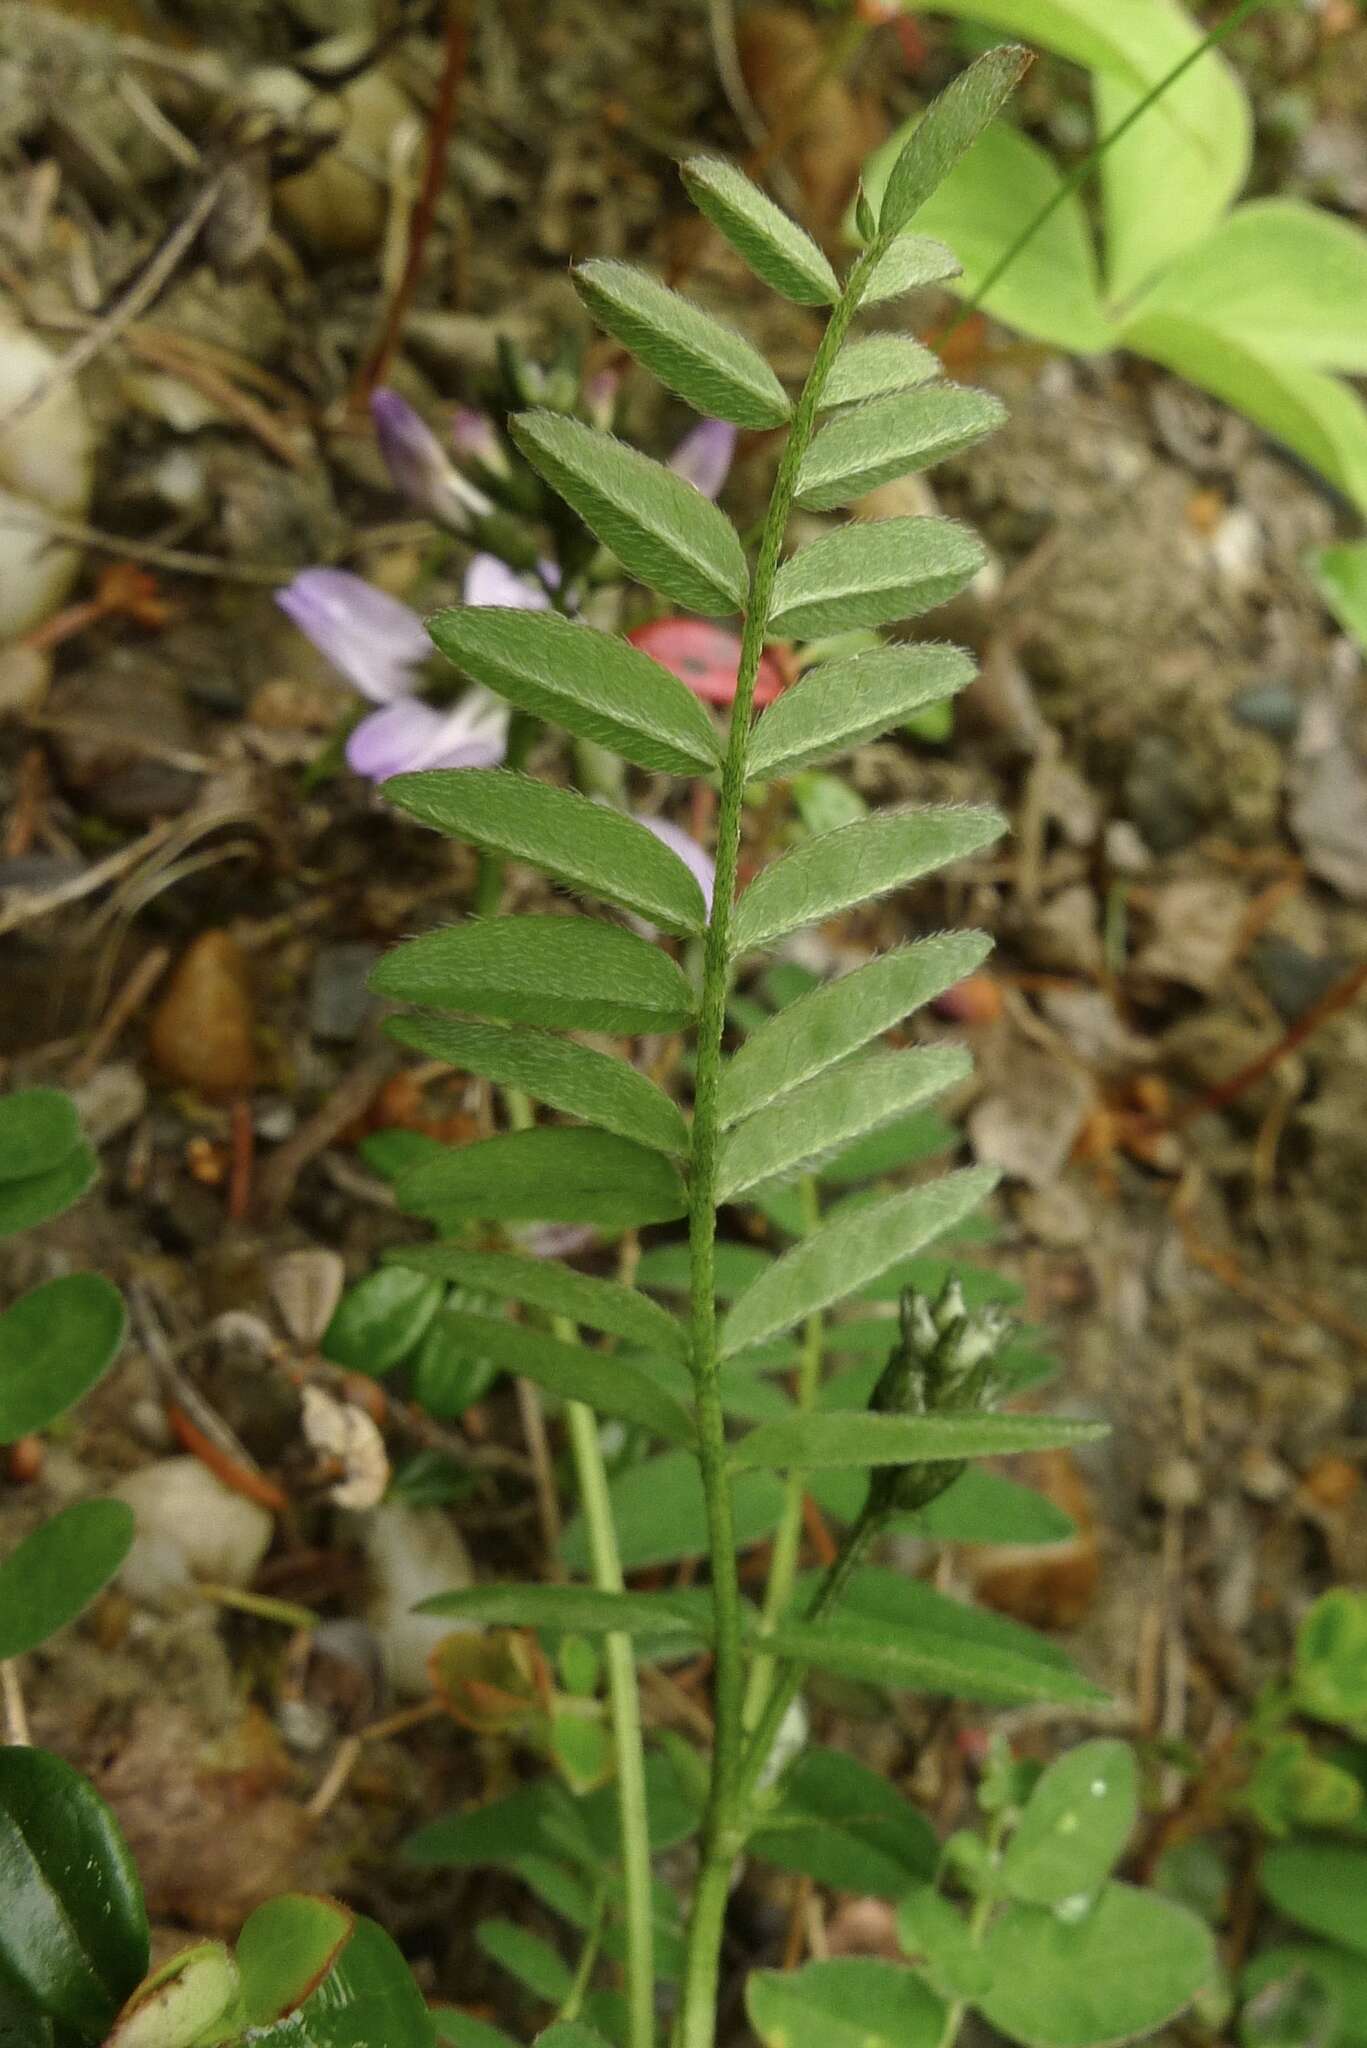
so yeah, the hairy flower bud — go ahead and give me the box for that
[866,1277,1014,1518]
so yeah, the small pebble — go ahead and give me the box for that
[149,931,256,1096]
[70,1061,147,1146]
[359,1501,475,1699]
[111,1456,274,1608]
[1239,1447,1293,1504]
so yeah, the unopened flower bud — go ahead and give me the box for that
[452,407,510,479]
[867,1278,1016,1519]
[370,388,492,532]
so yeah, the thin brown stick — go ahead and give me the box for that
[1166,958,1367,1129]
[255,1049,400,1220]
[0,820,177,938]
[69,944,170,1083]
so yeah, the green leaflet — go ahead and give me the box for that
[766,1611,1104,1707]
[797,385,1006,511]
[535,2025,614,2048]
[382,771,708,936]
[733,804,1005,954]
[244,1910,437,2048]
[561,1450,785,1574]
[0,1747,149,2039]
[877,44,1031,238]
[747,1958,946,2048]
[387,1014,689,1158]
[235,1896,353,2024]
[768,518,986,640]
[369,914,695,1036]
[0,1499,135,1660]
[729,1408,1106,1473]
[426,606,722,777]
[477,1922,572,2007]
[395,1124,688,1230]
[820,333,942,409]
[511,410,748,615]
[416,1583,709,1641]
[860,234,962,306]
[435,2017,520,2048]
[749,1747,937,1900]
[574,259,791,429]
[1002,1741,1138,1907]
[1260,1843,1367,1958]
[0,1274,126,1442]
[322,1267,444,1375]
[405,1310,696,1446]
[384,1245,688,1360]
[898,1888,993,2004]
[680,157,840,306]
[748,643,975,782]
[718,1046,970,1200]
[0,1139,97,1239]
[719,932,991,1126]
[722,1164,997,1353]
[0,1088,82,1181]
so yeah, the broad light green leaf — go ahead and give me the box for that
[821,333,942,410]
[561,1449,785,1573]
[427,606,722,776]
[1003,1741,1138,1906]
[0,1499,134,1660]
[1121,310,1367,516]
[0,1088,81,1182]
[409,1310,695,1446]
[511,410,748,615]
[749,642,973,783]
[385,1245,687,1359]
[768,518,985,640]
[417,1583,709,1641]
[1310,539,1367,648]
[720,932,991,1126]
[861,120,1110,353]
[0,1747,149,2038]
[321,1266,443,1376]
[860,234,961,307]
[477,1922,570,2007]
[1261,1844,1367,1957]
[978,1884,1215,2047]
[897,1886,992,2002]
[719,1046,969,1201]
[388,1014,688,1157]
[730,1407,1105,1473]
[750,1748,937,1899]
[747,1957,946,2048]
[370,914,694,1036]
[1294,1588,1367,1734]
[798,385,1005,511]
[0,1274,125,1442]
[733,803,1004,954]
[722,1165,997,1353]
[574,259,790,428]
[878,45,1031,238]
[681,156,839,306]
[383,771,707,936]
[0,1139,97,1240]
[396,1125,687,1231]
[768,1610,1103,1707]
[249,1913,436,2048]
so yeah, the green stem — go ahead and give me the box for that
[675,245,878,2048]
[934,1814,1007,2048]
[560,1882,609,2025]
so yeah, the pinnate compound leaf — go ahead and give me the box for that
[719,1046,969,1200]
[821,333,942,409]
[730,1408,1105,1473]
[0,1499,134,1660]
[0,1088,81,1181]
[511,410,748,615]
[407,1310,695,1444]
[388,1014,688,1157]
[1260,1843,1367,1957]
[768,518,985,640]
[861,234,961,307]
[977,1884,1215,2047]
[385,1245,687,1359]
[681,157,839,306]
[750,1748,937,1899]
[370,914,694,1036]
[416,1584,709,1642]
[722,1165,997,1353]
[0,1139,97,1239]
[0,1274,125,1442]
[0,1746,149,2038]
[574,259,790,429]
[877,44,1031,238]
[749,643,974,783]
[733,804,1004,954]
[384,771,707,936]
[427,607,722,777]
[747,1958,946,2048]
[719,932,991,1126]
[396,1125,687,1231]
[797,386,1005,511]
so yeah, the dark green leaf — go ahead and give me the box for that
[797,386,1005,511]
[370,915,695,1036]
[321,1267,444,1376]
[1003,1742,1139,1906]
[748,644,974,782]
[731,1408,1105,1472]
[751,1747,937,1898]
[719,1047,969,1200]
[574,260,790,428]
[912,1467,1075,1545]
[877,45,1031,237]
[766,1610,1103,1707]
[1261,1844,1367,1957]
[747,1958,946,2048]
[769,518,984,640]
[383,771,707,936]
[0,1141,97,1240]
[395,1125,687,1230]
[427,607,723,776]
[416,1583,708,1642]
[561,1449,784,1573]
[0,1090,81,1183]
[250,1913,436,2048]
[511,410,748,615]
[385,1245,687,1360]
[681,157,839,305]
[860,234,962,306]
[412,1309,500,1420]
[719,933,991,1126]
[0,1746,149,2037]
[405,1781,568,1871]
[476,1922,570,2007]
[821,333,942,409]
[0,1500,135,1660]
[0,1274,125,1443]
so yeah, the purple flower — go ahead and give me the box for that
[371,389,492,531]
[637,815,716,916]
[346,690,509,781]
[452,408,509,478]
[668,419,737,502]
[463,553,555,610]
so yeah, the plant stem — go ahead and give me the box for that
[933,1813,1007,2048]
[560,1881,609,2024]
[676,251,877,2048]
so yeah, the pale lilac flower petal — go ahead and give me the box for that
[371,387,492,530]
[277,569,431,703]
[638,815,716,915]
[668,418,737,501]
[347,702,442,781]
[584,369,621,432]
[452,408,509,476]
[348,688,510,782]
[463,552,555,610]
